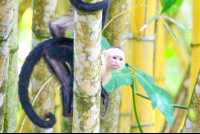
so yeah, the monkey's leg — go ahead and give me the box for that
[49,15,74,38]
[45,56,73,117]
[44,43,74,117]
[101,86,109,117]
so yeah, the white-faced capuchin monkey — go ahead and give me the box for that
[101,47,125,86]
[18,0,125,129]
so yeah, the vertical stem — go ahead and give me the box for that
[132,78,143,133]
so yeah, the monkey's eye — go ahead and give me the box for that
[119,58,123,61]
[113,57,117,59]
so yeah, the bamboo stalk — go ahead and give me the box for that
[130,0,156,132]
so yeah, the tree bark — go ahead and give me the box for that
[31,0,57,132]
[0,0,14,132]
[72,0,102,132]
[4,0,18,132]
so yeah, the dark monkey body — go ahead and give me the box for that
[18,0,110,128]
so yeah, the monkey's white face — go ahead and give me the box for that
[107,48,125,71]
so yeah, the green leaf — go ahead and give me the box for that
[140,14,159,31]
[101,36,111,50]
[134,72,174,127]
[104,67,133,92]
[161,0,184,16]
[160,0,176,14]
[18,58,24,63]
[127,64,155,84]
[161,14,187,30]
[163,20,183,50]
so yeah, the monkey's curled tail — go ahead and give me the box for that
[18,42,56,128]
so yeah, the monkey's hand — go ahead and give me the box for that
[63,105,73,117]
[101,86,109,117]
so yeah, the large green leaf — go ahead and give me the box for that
[128,64,174,127]
[128,64,155,84]
[161,0,184,16]
[101,36,111,50]
[134,72,174,127]
[160,0,176,14]
[104,67,133,92]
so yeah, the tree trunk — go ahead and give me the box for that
[72,0,102,132]
[4,0,18,132]
[0,0,14,132]
[31,0,57,132]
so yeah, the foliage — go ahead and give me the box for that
[102,37,174,128]
[140,0,187,51]
[161,0,184,16]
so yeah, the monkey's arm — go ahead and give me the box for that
[45,57,73,117]
[44,38,74,117]
[101,85,109,117]
[49,15,74,38]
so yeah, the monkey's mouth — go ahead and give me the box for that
[112,65,120,69]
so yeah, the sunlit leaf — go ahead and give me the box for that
[104,67,133,92]
[134,72,174,127]
[140,14,159,31]
[127,64,174,127]
[161,0,184,16]
[18,58,24,63]
[160,0,176,14]
[161,14,187,30]
[163,20,183,50]
[128,64,155,84]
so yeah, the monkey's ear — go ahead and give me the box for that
[102,50,107,57]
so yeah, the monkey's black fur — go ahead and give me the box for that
[18,38,74,128]
[69,0,110,28]
[18,0,110,129]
